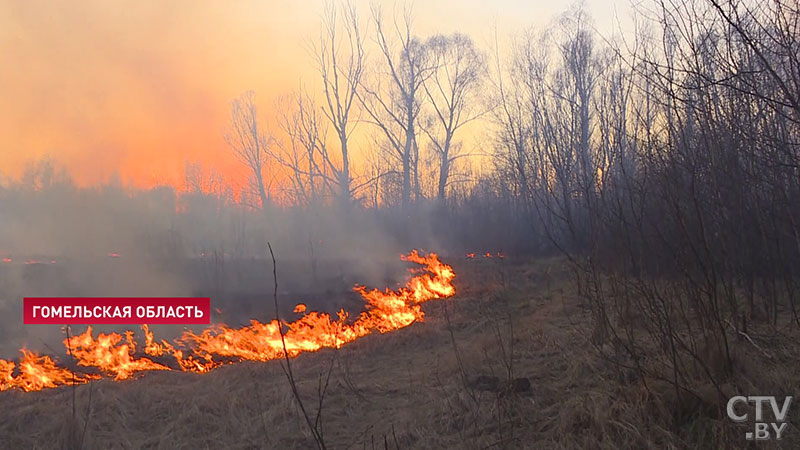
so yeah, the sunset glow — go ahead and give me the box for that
[0,0,625,190]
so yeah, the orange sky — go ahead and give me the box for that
[0,0,630,190]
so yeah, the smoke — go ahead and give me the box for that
[0,158,471,359]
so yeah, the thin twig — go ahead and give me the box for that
[268,242,327,450]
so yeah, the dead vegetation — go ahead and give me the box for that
[1,256,795,449]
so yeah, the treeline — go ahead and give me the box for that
[223,3,489,212]
[487,0,800,422]
[235,0,800,424]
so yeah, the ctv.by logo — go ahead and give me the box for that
[727,396,792,440]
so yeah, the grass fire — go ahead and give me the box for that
[3,0,800,448]
[0,251,455,392]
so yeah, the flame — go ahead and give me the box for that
[0,359,15,388]
[0,350,98,392]
[1,257,11,263]
[0,251,455,392]
[64,326,171,380]
[107,252,121,258]
[466,251,504,259]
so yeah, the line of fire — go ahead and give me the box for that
[0,251,455,392]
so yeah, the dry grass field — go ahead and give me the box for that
[0,257,797,449]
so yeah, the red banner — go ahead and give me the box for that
[23,297,211,324]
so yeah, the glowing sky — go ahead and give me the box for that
[0,0,630,190]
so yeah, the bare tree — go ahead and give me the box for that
[315,1,365,210]
[225,91,274,210]
[556,7,601,201]
[277,89,331,207]
[361,5,433,209]
[421,33,486,202]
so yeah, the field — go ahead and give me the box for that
[2,257,796,449]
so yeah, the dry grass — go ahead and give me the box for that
[0,257,797,449]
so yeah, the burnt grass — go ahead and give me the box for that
[0,257,798,449]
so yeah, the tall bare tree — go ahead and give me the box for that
[361,5,433,209]
[315,1,364,209]
[555,6,602,213]
[225,91,273,210]
[421,33,486,202]
[277,89,330,207]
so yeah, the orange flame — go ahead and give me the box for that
[0,251,456,392]
[65,326,171,380]
[0,350,98,392]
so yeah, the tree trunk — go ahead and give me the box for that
[256,168,269,210]
[438,137,451,202]
[413,136,421,202]
[402,110,414,209]
[339,132,350,209]
[402,147,411,209]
